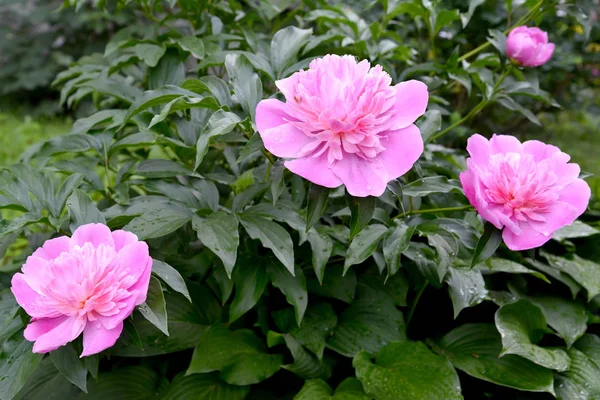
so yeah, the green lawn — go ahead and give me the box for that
[0,112,71,166]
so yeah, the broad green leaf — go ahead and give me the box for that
[555,335,600,399]
[402,176,463,197]
[495,299,570,371]
[112,286,220,357]
[13,359,79,400]
[306,229,333,284]
[76,366,161,399]
[230,260,268,323]
[67,189,105,232]
[81,78,142,103]
[354,341,462,400]
[70,109,127,135]
[327,296,406,357]
[149,48,185,89]
[195,110,242,169]
[434,9,460,35]
[122,86,204,125]
[268,264,307,325]
[460,0,485,27]
[383,221,415,276]
[308,263,357,303]
[423,230,459,282]
[208,266,234,306]
[174,36,205,59]
[527,258,581,299]
[187,325,283,385]
[192,212,239,277]
[487,29,507,55]
[148,95,218,128]
[359,268,410,307]
[496,94,541,125]
[49,343,88,392]
[0,213,45,239]
[526,295,587,348]
[151,259,191,302]
[271,333,330,380]
[417,110,442,142]
[436,323,555,394]
[270,161,286,205]
[344,224,388,274]
[137,276,169,335]
[164,373,249,400]
[446,267,488,318]
[477,258,550,283]
[306,184,330,232]
[271,26,312,78]
[54,174,84,216]
[471,223,502,268]
[542,252,600,301]
[0,289,21,341]
[132,43,166,67]
[0,337,44,400]
[225,53,262,120]
[239,214,295,275]
[294,378,369,400]
[124,207,192,240]
[552,221,599,241]
[286,302,338,360]
[346,194,376,239]
[134,159,192,178]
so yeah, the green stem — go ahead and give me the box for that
[457,0,545,62]
[393,204,474,220]
[407,281,429,326]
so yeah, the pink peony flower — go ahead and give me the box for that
[256,54,428,197]
[11,223,152,356]
[460,134,590,251]
[506,26,555,67]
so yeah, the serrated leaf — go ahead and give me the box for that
[192,213,239,277]
[495,299,570,371]
[187,325,283,385]
[151,259,191,302]
[137,276,169,335]
[344,224,388,274]
[354,341,462,400]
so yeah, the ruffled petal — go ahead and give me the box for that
[502,222,552,251]
[112,230,139,252]
[522,140,561,162]
[30,316,86,354]
[24,316,70,341]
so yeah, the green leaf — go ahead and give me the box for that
[149,48,185,89]
[434,9,460,35]
[132,43,166,67]
[165,373,249,400]
[555,336,600,399]
[195,110,242,169]
[75,366,161,399]
[552,221,599,241]
[271,26,312,78]
[0,338,44,400]
[346,194,376,239]
[236,133,264,163]
[471,222,502,268]
[306,229,333,284]
[359,268,410,307]
[446,267,488,318]
[192,212,239,277]
[383,221,415,276]
[294,378,369,400]
[423,230,458,282]
[417,110,442,142]
[487,29,507,55]
[344,224,388,274]
[137,276,169,336]
[268,264,307,326]
[460,0,485,27]
[0,213,45,239]
[124,207,192,240]
[327,296,406,357]
[133,159,191,178]
[476,258,550,283]
[174,36,205,60]
[70,109,127,135]
[436,323,555,394]
[495,299,570,371]
[354,341,462,400]
[49,343,88,392]
[495,94,541,126]
[187,325,283,385]
[122,86,206,125]
[402,176,463,197]
[272,333,330,379]
[308,265,357,303]
[230,260,268,323]
[286,302,338,360]
[112,286,220,357]
[225,53,262,120]
[13,359,78,400]
[306,184,330,232]
[66,189,106,232]
[148,94,218,128]
[81,78,143,103]
[525,295,587,348]
[239,214,295,274]
[0,289,21,341]
[151,259,191,302]
[542,252,600,301]
[270,160,286,205]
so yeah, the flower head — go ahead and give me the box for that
[11,223,152,356]
[460,134,590,250]
[256,54,428,197]
[506,26,555,67]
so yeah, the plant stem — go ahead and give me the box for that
[407,281,429,326]
[393,204,474,220]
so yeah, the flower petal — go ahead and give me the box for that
[31,316,86,354]
[256,99,314,158]
[129,257,153,306]
[81,320,124,357]
[71,223,115,249]
[11,274,56,318]
[534,43,554,66]
[112,230,139,252]
[284,154,343,188]
[528,201,579,236]
[24,316,69,341]
[391,80,429,129]
[97,291,139,330]
[31,236,71,261]
[466,134,491,165]
[489,134,522,154]
[558,179,591,216]
[378,124,423,179]
[330,154,388,197]
[115,241,150,286]
[522,140,561,162]
[502,222,552,251]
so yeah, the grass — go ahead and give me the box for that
[0,112,71,166]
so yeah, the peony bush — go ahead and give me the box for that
[0,1,599,399]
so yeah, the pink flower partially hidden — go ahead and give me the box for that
[506,26,555,67]
[11,223,152,356]
[256,54,428,197]
[460,134,590,251]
